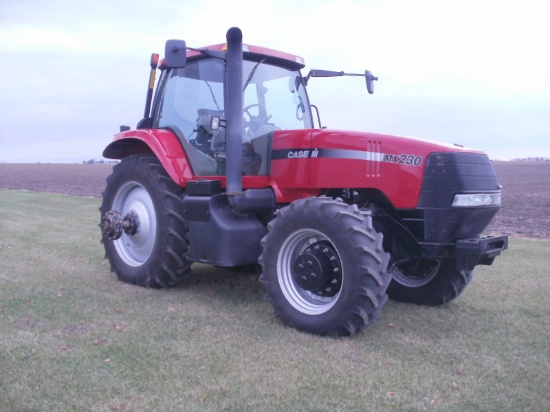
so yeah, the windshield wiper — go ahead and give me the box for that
[204,80,221,110]
[243,58,266,92]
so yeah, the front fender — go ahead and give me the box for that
[371,208,423,262]
[102,129,194,185]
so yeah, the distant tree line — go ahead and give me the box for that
[493,157,550,162]
[510,157,549,162]
[83,159,119,164]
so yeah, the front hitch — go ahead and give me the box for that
[100,210,139,240]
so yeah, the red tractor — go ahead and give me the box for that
[100,27,508,336]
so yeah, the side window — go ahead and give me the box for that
[157,75,196,136]
[154,62,225,176]
[157,68,224,140]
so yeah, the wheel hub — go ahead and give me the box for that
[100,210,140,240]
[292,241,342,297]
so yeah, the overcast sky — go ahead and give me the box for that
[0,0,548,162]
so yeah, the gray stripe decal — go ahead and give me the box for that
[272,148,384,161]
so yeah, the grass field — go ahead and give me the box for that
[1,190,548,411]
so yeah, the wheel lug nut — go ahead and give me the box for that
[323,248,328,253]
[309,273,316,279]
[333,268,339,273]
[330,256,336,262]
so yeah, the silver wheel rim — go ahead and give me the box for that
[277,228,342,315]
[112,181,156,267]
[392,259,441,287]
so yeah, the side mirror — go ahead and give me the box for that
[164,40,187,68]
[365,70,378,94]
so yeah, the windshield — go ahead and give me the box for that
[153,58,312,176]
[241,60,313,131]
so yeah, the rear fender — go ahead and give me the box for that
[102,129,194,185]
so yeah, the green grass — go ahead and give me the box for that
[1,189,548,411]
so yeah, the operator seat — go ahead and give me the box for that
[165,126,217,175]
[248,124,278,176]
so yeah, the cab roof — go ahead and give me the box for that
[187,43,306,71]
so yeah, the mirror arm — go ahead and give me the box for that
[304,70,346,85]
[304,70,313,86]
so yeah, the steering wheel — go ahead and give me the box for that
[243,103,263,121]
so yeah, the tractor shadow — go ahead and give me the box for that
[174,263,266,305]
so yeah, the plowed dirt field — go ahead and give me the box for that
[1,161,548,239]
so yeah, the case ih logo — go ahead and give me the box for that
[286,149,319,158]
[273,148,423,166]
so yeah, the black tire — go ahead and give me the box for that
[259,197,391,337]
[387,258,472,305]
[100,155,191,287]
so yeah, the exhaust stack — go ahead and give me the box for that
[224,27,243,195]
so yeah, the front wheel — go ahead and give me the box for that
[387,258,472,305]
[259,197,391,336]
[100,155,191,287]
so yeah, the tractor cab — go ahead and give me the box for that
[146,45,314,177]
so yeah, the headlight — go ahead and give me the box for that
[452,192,502,207]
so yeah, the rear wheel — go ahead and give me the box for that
[100,155,190,287]
[387,258,472,305]
[259,197,391,336]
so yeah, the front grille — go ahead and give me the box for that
[415,152,502,242]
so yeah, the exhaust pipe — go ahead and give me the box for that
[225,27,243,195]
